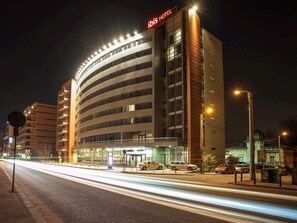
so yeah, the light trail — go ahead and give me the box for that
[2,160,297,222]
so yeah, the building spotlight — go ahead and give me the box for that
[189,5,198,14]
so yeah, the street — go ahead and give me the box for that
[1,160,297,223]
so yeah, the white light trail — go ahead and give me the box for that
[4,160,297,222]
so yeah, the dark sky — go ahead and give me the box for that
[1,0,297,143]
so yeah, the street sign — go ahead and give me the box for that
[8,111,26,128]
[7,111,26,192]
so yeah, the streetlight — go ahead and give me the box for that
[278,131,287,166]
[200,107,214,174]
[234,89,255,180]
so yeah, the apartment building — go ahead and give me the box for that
[18,102,57,158]
[56,79,77,162]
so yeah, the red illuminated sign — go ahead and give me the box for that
[147,9,173,29]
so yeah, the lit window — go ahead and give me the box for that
[174,29,181,43]
[128,104,135,111]
[167,46,175,61]
[123,104,135,112]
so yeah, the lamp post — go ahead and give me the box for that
[234,90,255,180]
[277,131,287,166]
[200,107,214,174]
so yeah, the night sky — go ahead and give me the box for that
[1,0,296,143]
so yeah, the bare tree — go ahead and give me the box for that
[36,142,54,159]
[279,116,297,146]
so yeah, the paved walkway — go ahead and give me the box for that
[0,163,35,223]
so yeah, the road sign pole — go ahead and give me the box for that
[7,111,26,193]
[11,129,17,192]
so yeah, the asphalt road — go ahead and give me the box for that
[2,161,297,223]
[2,161,227,223]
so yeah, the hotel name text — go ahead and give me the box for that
[147,9,173,29]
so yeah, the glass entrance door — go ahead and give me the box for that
[126,154,146,167]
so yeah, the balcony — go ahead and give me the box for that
[57,121,68,127]
[57,137,68,142]
[57,113,69,120]
[59,97,69,104]
[58,88,69,96]
[57,131,68,135]
[58,105,69,112]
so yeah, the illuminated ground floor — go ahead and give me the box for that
[73,146,187,167]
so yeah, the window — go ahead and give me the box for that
[123,104,135,112]
[176,114,182,125]
[169,87,175,99]
[168,74,175,85]
[169,115,175,126]
[168,35,174,45]
[270,156,274,164]
[169,101,175,112]
[175,71,182,82]
[175,44,182,55]
[174,29,181,43]
[176,99,182,111]
[167,46,175,61]
[176,85,182,97]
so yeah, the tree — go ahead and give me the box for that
[279,116,297,146]
[265,128,276,139]
[279,116,297,168]
[226,154,239,164]
[36,142,54,159]
[204,153,217,172]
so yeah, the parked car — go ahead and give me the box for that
[168,161,198,171]
[215,164,235,174]
[138,161,164,170]
[276,165,292,175]
[238,161,248,165]
[235,164,250,173]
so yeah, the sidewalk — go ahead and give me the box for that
[0,164,35,223]
[231,172,297,191]
[50,162,297,191]
[121,167,297,191]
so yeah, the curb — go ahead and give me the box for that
[229,182,297,191]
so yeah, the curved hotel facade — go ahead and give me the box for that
[57,5,225,166]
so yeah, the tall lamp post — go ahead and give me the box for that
[234,90,255,180]
[277,131,287,166]
[200,107,214,174]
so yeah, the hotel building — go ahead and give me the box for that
[18,102,57,158]
[65,5,225,167]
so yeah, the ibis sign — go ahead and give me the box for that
[147,9,174,29]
